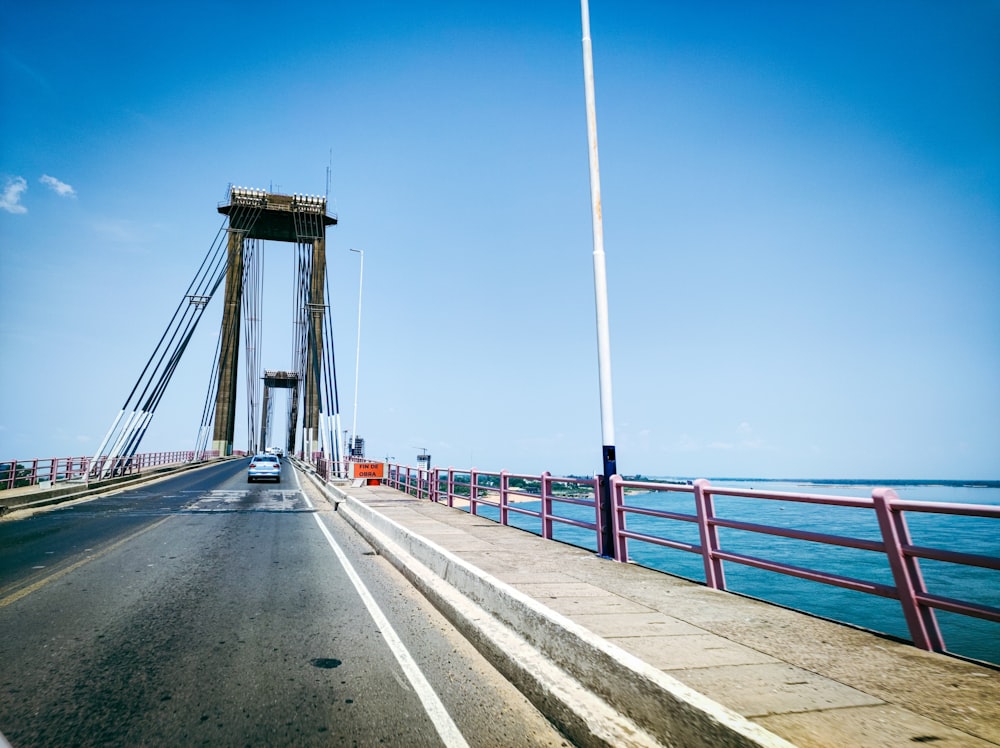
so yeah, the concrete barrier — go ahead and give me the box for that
[0,458,234,517]
[306,472,794,748]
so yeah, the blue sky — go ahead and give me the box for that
[1,1,997,479]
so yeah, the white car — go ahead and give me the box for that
[248,454,282,483]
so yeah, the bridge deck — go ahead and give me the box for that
[4,469,997,745]
[326,480,998,748]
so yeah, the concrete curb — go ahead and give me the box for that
[306,472,794,748]
[345,497,663,747]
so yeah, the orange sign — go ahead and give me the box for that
[351,461,384,479]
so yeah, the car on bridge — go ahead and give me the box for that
[248,454,282,483]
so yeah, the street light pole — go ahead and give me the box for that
[580,0,618,558]
[350,248,364,459]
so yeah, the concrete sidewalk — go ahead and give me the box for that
[316,478,998,748]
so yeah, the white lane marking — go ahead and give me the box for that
[293,469,313,509]
[311,511,469,748]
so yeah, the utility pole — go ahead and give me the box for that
[350,248,364,458]
[580,0,618,558]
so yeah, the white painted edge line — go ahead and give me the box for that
[309,499,469,748]
[292,468,312,508]
[339,494,797,748]
[341,499,665,747]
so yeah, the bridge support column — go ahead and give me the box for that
[259,384,270,451]
[302,236,326,459]
[211,230,245,456]
[288,383,300,457]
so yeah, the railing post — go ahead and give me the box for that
[597,470,617,560]
[693,479,726,589]
[470,469,478,515]
[608,474,627,561]
[872,488,944,652]
[447,467,455,508]
[499,470,509,525]
[541,472,553,539]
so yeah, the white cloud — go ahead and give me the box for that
[40,174,76,197]
[1,176,28,214]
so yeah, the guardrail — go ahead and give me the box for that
[0,451,218,491]
[381,463,999,658]
[313,456,349,482]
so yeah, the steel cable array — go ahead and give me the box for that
[287,202,340,464]
[321,273,342,466]
[289,238,311,454]
[193,331,223,459]
[95,188,340,470]
[92,200,264,475]
[241,237,264,456]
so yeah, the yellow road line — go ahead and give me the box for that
[0,515,173,609]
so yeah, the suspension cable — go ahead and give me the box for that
[92,199,264,473]
[322,272,342,466]
[242,237,264,454]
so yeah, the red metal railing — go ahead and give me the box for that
[397,466,603,548]
[0,450,219,490]
[377,463,999,656]
[610,477,1000,654]
[314,457,343,482]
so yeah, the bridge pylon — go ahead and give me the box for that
[213,187,338,458]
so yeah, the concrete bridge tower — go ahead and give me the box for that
[212,187,337,456]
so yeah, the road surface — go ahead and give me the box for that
[0,459,569,747]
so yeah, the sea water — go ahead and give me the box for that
[475,480,1000,666]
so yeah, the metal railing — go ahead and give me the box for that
[379,463,999,657]
[0,450,217,491]
[610,477,1000,655]
[408,467,602,546]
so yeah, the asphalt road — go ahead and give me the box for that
[0,460,570,747]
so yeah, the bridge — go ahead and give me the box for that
[1,454,997,747]
[1,182,997,746]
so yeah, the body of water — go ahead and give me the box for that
[473,479,1000,666]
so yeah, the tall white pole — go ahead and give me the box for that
[580,0,618,557]
[350,248,364,458]
[581,0,615,449]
